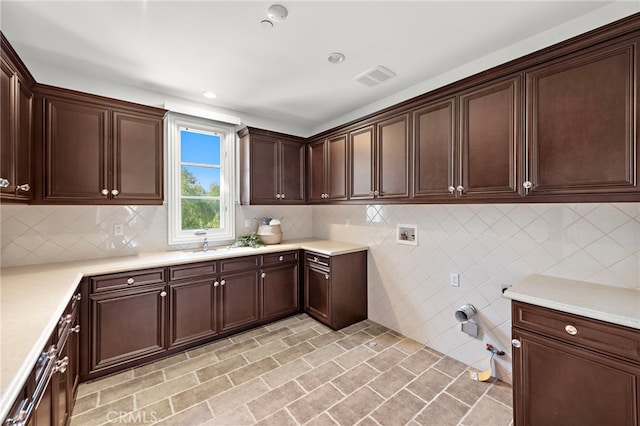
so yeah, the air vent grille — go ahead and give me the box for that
[354,65,396,87]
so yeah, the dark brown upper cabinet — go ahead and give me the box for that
[524,36,640,200]
[457,74,523,200]
[238,127,305,205]
[1,33,34,203]
[33,85,165,205]
[348,113,410,201]
[308,133,348,203]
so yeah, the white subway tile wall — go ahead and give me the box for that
[2,201,639,383]
[311,203,640,383]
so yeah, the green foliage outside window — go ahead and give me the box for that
[181,168,221,230]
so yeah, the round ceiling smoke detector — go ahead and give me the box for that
[267,4,288,22]
[328,52,346,64]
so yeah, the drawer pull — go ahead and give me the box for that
[261,272,266,278]
[72,325,80,333]
[279,256,284,261]
[126,277,135,285]
[160,291,167,298]
[511,339,521,348]
[214,281,219,287]
[565,325,578,335]
[221,280,226,286]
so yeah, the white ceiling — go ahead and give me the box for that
[1,1,638,136]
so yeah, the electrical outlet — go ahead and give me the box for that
[450,273,460,287]
[114,224,124,236]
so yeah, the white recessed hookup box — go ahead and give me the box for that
[396,224,418,246]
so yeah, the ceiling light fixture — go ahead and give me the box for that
[328,52,346,64]
[260,19,274,30]
[267,4,288,22]
[203,91,217,99]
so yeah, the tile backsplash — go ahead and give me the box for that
[2,201,639,383]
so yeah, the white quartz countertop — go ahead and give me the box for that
[503,274,640,330]
[0,239,367,419]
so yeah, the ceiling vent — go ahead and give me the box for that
[354,65,396,87]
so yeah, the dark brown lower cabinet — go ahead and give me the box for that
[89,284,166,374]
[168,278,218,349]
[512,301,640,426]
[219,270,260,334]
[261,262,299,322]
[304,250,367,330]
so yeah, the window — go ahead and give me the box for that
[167,113,235,245]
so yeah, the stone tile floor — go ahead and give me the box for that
[70,314,513,425]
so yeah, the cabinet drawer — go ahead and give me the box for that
[262,251,298,266]
[305,252,330,269]
[220,256,259,273]
[512,301,640,364]
[169,261,217,282]
[90,268,166,293]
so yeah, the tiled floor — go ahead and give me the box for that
[70,314,513,426]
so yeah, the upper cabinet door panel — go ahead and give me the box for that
[459,75,523,199]
[377,113,410,199]
[249,136,279,203]
[526,39,639,196]
[413,98,455,199]
[112,111,163,202]
[349,125,375,200]
[308,139,326,202]
[327,134,347,200]
[279,139,305,203]
[44,97,109,201]
[0,61,15,195]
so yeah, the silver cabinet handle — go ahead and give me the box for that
[565,325,578,335]
[126,277,135,285]
[261,272,266,278]
[325,273,329,280]
[16,183,30,192]
[160,291,167,297]
[456,185,464,193]
[71,325,80,333]
[281,193,285,199]
[448,186,455,194]
[275,193,281,199]
[111,189,119,196]
[369,191,374,196]
[523,181,532,189]
[511,339,521,348]
[214,281,219,287]
[101,189,109,196]
[64,314,73,324]
[279,256,284,261]
[73,293,82,301]
[221,279,226,286]
[55,356,69,373]
[0,178,9,187]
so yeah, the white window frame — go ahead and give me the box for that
[166,112,236,245]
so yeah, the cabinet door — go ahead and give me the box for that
[513,328,640,426]
[53,341,70,426]
[168,278,218,349]
[249,136,279,203]
[327,134,347,201]
[413,98,456,199]
[112,110,163,203]
[261,263,299,322]
[459,75,522,199]
[377,113,410,199]
[219,270,260,334]
[14,79,32,201]
[308,139,326,202]
[279,139,305,203]
[67,305,80,409]
[526,39,639,198]
[90,285,166,372]
[0,60,15,197]
[44,96,109,201]
[304,266,331,325]
[349,125,375,200]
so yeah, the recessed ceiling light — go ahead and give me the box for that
[328,52,345,64]
[203,91,217,99]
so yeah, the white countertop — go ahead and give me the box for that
[0,239,367,420]
[503,274,640,330]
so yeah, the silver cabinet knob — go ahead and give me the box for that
[214,281,219,287]
[261,272,266,278]
[456,185,465,193]
[101,189,109,196]
[72,325,81,333]
[221,279,226,286]
[73,293,82,301]
[278,256,284,261]
[126,277,135,285]
[523,181,532,189]
[313,256,319,262]
[448,186,456,194]
[55,356,69,373]
[0,178,9,187]
[160,291,167,297]
[369,191,374,196]
[16,183,30,192]
[64,314,73,324]
[281,193,285,199]
[373,190,379,196]
[325,273,329,280]
[111,189,119,196]
[565,325,578,335]
[511,339,521,348]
